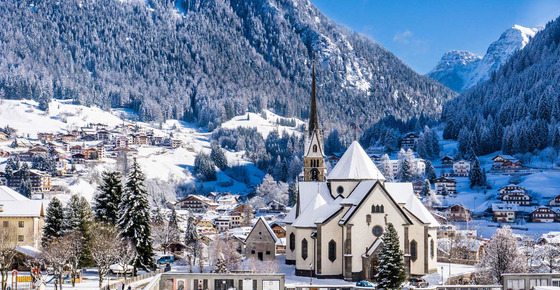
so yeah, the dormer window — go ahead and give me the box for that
[313,145,318,152]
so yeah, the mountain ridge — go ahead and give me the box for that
[427,25,540,92]
[0,0,455,134]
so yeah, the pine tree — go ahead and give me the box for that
[210,144,228,171]
[42,197,65,247]
[17,163,31,198]
[94,171,123,224]
[194,152,217,181]
[376,223,406,290]
[169,208,179,231]
[118,158,155,270]
[421,179,431,196]
[64,195,94,266]
[441,184,449,197]
[397,155,414,182]
[469,157,486,188]
[241,204,254,226]
[425,160,437,181]
[214,255,229,273]
[287,182,298,207]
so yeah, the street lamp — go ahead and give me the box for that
[441,266,444,285]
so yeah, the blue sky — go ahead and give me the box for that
[311,0,560,74]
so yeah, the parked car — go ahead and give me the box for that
[356,281,375,288]
[109,264,134,275]
[156,255,174,264]
[409,278,428,288]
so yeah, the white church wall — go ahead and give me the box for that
[328,181,360,198]
[295,228,316,272]
[317,211,344,276]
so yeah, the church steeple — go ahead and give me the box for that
[309,60,319,133]
[302,58,326,182]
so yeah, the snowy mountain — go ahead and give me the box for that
[426,51,482,92]
[442,16,560,156]
[427,25,540,92]
[0,0,454,133]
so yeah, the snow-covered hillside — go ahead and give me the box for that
[0,100,304,204]
[427,25,541,92]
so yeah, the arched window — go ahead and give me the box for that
[301,239,308,260]
[430,239,434,259]
[380,205,384,213]
[310,169,319,181]
[290,233,296,252]
[313,145,318,152]
[410,240,418,262]
[328,240,336,262]
[375,205,380,212]
[372,205,384,213]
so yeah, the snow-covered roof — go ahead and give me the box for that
[14,246,41,258]
[385,182,440,227]
[327,141,385,181]
[248,217,278,243]
[492,203,518,211]
[0,186,29,201]
[0,200,44,217]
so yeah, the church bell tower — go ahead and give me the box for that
[303,60,326,182]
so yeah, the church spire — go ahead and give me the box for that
[308,59,319,133]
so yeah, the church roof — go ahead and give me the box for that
[327,141,385,181]
[385,183,441,227]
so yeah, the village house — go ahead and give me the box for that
[549,194,560,207]
[270,223,286,239]
[492,155,523,170]
[499,184,526,196]
[441,156,454,167]
[400,132,419,150]
[69,145,83,155]
[60,134,78,142]
[0,132,8,141]
[37,133,55,142]
[267,200,287,212]
[531,206,559,223]
[453,160,470,177]
[214,217,232,233]
[245,217,278,261]
[96,129,112,141]
[433,176,457,195]
[412,180,424,196]
[445,204,471,222]
[286,76,439,281]
[114,136,130,148]
[175,195,218,213]
[0,170,52,192]
[501,191,532,206]
[171,139,183,148]
[492,203,518,223]
[0,186,45,248]
[379,158,426,179]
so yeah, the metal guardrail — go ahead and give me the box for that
[101,267,168,290]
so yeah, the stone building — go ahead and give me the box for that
[245,217,277,261]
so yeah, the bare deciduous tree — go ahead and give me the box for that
[64,231,83,287]
[42,236,74,290]
[115,238,137,284]
[90,223,121,288]
[0,228,18,290]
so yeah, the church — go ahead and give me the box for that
[284,65,440,281]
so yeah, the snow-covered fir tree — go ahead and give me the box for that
[210,144,228,171]
[194,152,217,181]
[214,255,229,273]
[421,179,431,196]
[117,158,155,270]
[287,182,298,207]
[94,171,123,224]
[425,160,437,181]
[376,223,406,290]
[379,154,394,182]
[64,195,94,266]
[469,157,486,188]
[397,149,415,182]
[42,197,65,246]
[477,226,526,284]
[254,174,288,205]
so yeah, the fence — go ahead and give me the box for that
[101,267,169,290]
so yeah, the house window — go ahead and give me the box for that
[430,239,434,259]
[2,221,7,228]
[266,251,271,255]
[410,240,418,262]
[251,250,255,254]
[290,233,295,251]
[328,240,336,262]
[301,239,308,260]
[17,235,24,242]
[18,221,24,228]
